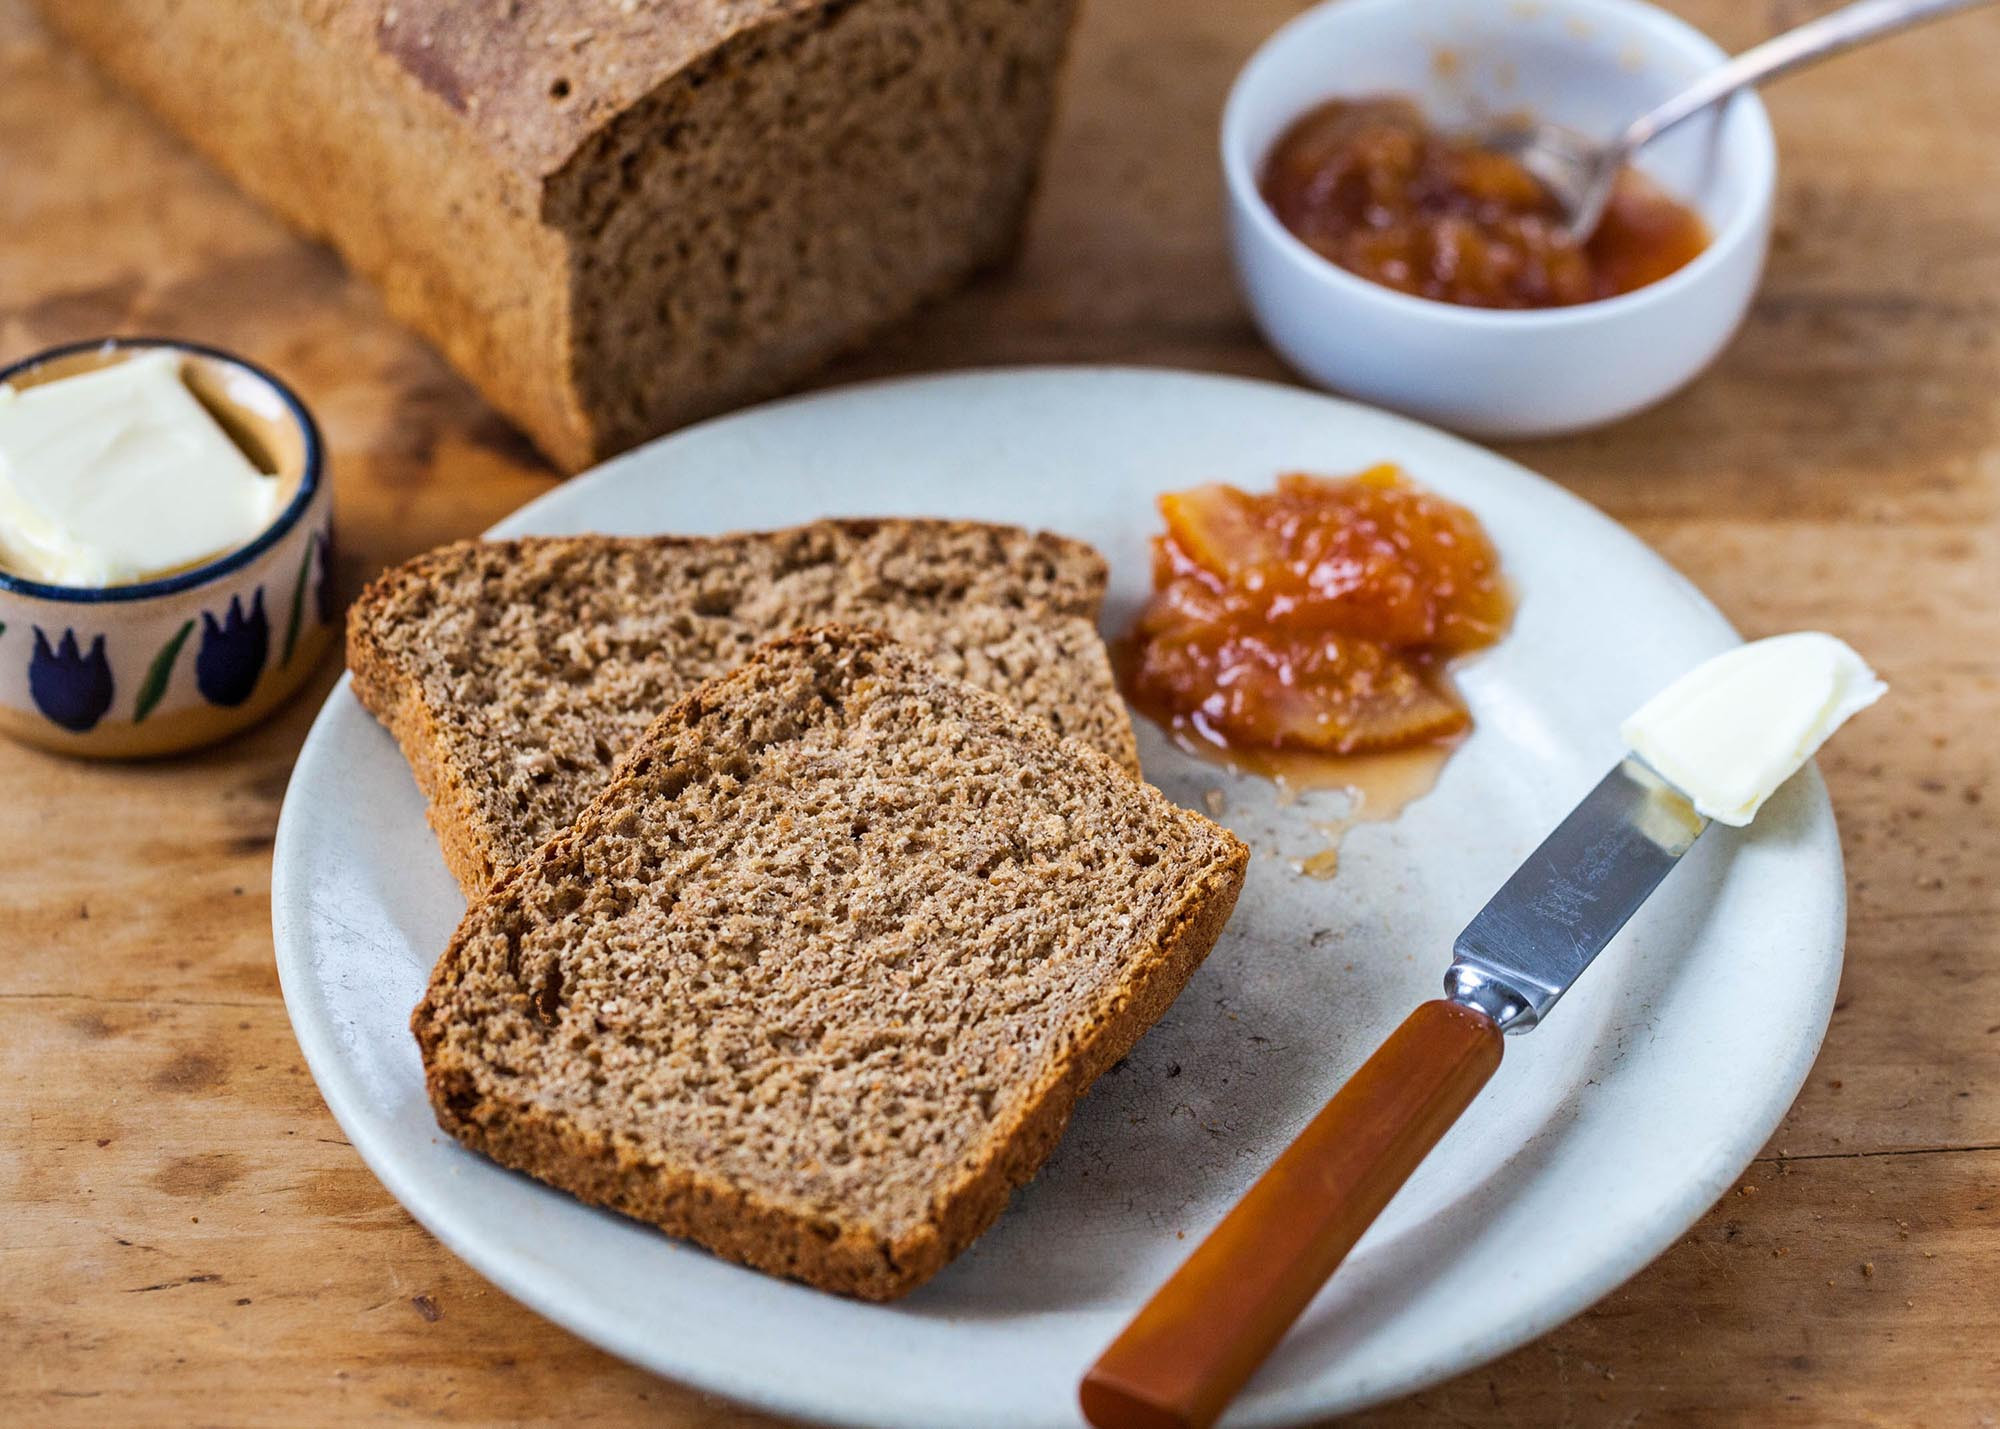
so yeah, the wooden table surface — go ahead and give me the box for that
[5,0,1996,1423]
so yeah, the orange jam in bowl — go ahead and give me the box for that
[1123,466,1510,763]
[1260,96,1709,309]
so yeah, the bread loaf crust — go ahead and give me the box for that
[33,0,1081,468]
[413,627,1248,1298]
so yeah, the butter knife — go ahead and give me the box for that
[1080,756,1709,1429]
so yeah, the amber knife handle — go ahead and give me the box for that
[1079,999,1505,1429]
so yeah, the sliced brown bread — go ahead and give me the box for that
[348,519,1139,894]
[413,626,1247,1299]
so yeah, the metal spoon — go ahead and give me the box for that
[1479,0,1999,242]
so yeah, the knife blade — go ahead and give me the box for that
[1446,756,1708,1033]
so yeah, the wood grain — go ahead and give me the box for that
[3,0,1997,1423]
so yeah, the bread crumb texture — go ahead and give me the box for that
[349,520,1138,892]
[413,628,1246,1298]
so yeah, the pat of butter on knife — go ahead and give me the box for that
[1621,632,1886,827]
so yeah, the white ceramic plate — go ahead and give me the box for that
[273,368,1843,1427]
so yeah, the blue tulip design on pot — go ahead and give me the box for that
[196,588,269,708]
[30,628,115,733]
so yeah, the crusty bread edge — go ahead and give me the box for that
[411,626,1246,1298]
[347,520,1120,896]
[347,544,507,894]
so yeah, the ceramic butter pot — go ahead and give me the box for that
[0,338,335,757]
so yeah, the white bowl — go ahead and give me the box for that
[1222,0,1777,438]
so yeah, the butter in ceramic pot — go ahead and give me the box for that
[0,339,333,759]
[0,349,287,586]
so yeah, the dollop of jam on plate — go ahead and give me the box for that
[1123,466,1511,770]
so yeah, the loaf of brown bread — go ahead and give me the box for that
[413,626,1248,1298]
[33,0,1080,470]
[348,519,1139,894]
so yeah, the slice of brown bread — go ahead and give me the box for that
[348,519,1139,894]
[413,626,1247,1300]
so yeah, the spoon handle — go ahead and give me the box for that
[1620,0,1999,157]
